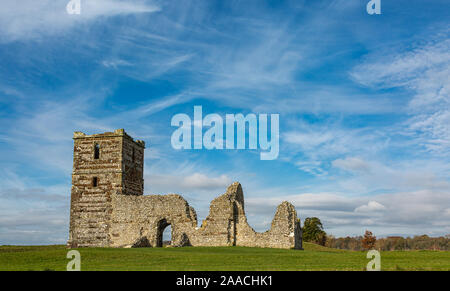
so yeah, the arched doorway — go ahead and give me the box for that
[156,218,172,247]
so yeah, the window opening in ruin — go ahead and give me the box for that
[94,144,100,159]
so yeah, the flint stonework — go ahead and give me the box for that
[68,129,303,249]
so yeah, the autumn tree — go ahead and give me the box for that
[362,230,377,250]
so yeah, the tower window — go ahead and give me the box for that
[94,144,100,159]
[93,177,98,187]
[132,147,135,163]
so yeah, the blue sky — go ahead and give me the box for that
[0,0,449,245]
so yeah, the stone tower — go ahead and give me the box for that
[67,129,145,248]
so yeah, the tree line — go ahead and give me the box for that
[302,217,449,251]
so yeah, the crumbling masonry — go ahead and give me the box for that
[68,129,302,249]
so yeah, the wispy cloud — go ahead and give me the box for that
[351,34,450,156]
[283,120,389,176]
[332,157,371,173]
[0,0,160,42]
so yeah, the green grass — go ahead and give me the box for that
[0,243,448,271]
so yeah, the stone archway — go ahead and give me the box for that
[156,218,172,247]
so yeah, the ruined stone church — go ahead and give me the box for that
[68,129,302,249]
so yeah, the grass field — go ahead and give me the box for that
[0,243,449,271]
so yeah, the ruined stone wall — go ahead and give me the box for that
[68,129,302,249]
[109,194,197,247]
[105,182,302,249]
[234,202,302,249]
[190,183,302,249]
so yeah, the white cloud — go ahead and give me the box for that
[247,193,358,214]
[0,0,160,42]
[351,35,450,156]
[332,157,370,173]
[334,157,450,194]
[101,59,132,69]
[350,37,450,90]
[0,187,69,245]
[182,173,232,190]
[354,201,386,212]
[445,208,450,217]
[285,131,334,149]
[295,161,328,176]
[283,122,388,177]
[246,188,450,237]
[146,173,232,192]
[0,88,194,175]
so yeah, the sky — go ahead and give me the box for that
[0,0,449,245]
